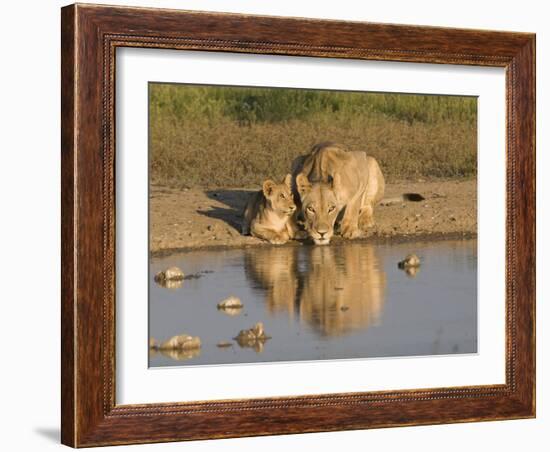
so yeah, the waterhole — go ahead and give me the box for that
[149,240,477,367]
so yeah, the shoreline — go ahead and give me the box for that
[150,231,477,258]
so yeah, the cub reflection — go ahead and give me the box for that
[244,246,300,318]
[244,244,386,336]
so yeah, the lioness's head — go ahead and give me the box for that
[263,174,296,217]
[296,173,341,245]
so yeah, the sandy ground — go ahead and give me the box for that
[150,179,476,255]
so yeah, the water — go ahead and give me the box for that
[149,240,477,367]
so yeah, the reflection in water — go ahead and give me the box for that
[244,247,300,317]
[149,347,201,361]
[301,245,386,336]
[234,322,271,352]
[155,279,184,290]
[149,240,477,367]
[403,266,420,278]
[234,336,268,353]
[217,307,242,317]
[244,244,386,336]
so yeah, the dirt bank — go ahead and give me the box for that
[150,179,476,255]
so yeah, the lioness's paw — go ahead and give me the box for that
[343,229,362,239]
[358,216,375,231]
[269,236,288,245]
[339,221,361,239]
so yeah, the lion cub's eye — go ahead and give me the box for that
[307,206,315,213]
[279,193,286,199]
[328,205,336,213]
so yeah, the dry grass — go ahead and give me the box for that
[149,84,477,188]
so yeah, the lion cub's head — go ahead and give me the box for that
[263,174,296,217]
[296,173,341,245]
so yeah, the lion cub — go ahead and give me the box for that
[242,174,302,245]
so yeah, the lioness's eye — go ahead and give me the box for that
[307,206,315,213]
[280,193,285,199]
[328,206,336,213]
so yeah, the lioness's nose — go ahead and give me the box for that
[317,224,329,235]
[317,227,329,238]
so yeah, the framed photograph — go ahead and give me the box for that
[61,3,535,447]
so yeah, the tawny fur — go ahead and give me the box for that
[292,142,385,244]
[242,174,303,245]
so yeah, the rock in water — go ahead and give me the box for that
[154,266,185,283]
[159,334,201,350]
[398,254,421,269]
[234,322,271,351]
[217,296,243,310]
[251,322,265,338]
[216,341,233,348]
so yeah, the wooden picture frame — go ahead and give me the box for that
[61,3,535,447]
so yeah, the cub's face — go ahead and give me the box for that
[263,174,296,217]
[296,174,340,245]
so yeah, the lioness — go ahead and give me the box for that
[293,142,385,244]
[242,174,302,245]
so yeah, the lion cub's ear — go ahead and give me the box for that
[296,173,312,197]
[282,174,292,189]
[262,179,277,197]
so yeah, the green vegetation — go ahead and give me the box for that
[149,83,477,188]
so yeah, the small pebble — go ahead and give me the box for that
[217,296,243,310]
[154,266,185,282]
[160,334,201,350]
[398,254,421,269]
[234,322,271,344]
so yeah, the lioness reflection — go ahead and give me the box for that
[244,244,386,336]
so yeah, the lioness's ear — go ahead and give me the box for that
[331,173,342,192]
[262,179,276,197]
[283,174,292,188]
[296,173,312,197]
